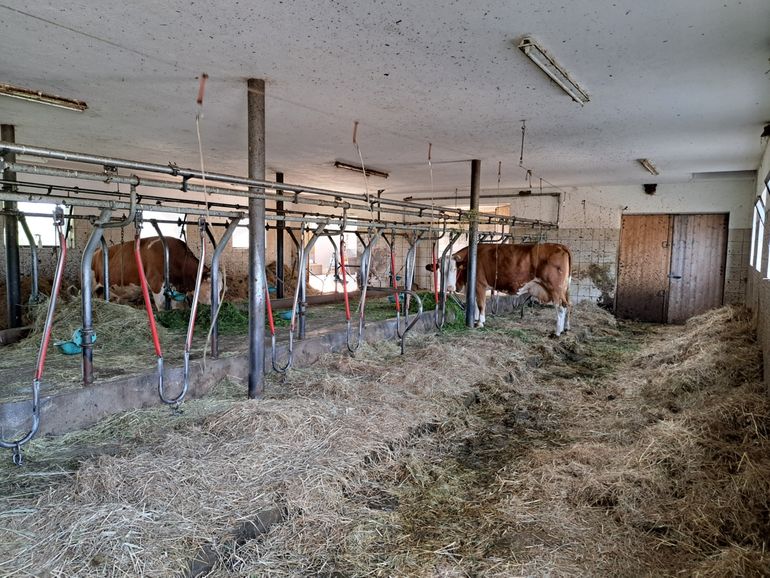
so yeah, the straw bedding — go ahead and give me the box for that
[0,302,767,577]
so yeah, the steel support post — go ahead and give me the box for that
[2,124,21,328]
[465,159,481,328]
[247,78,266,399]
[275,172,285,299]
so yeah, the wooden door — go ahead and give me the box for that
[615,213,728,323]
[666,214,728,323]
[616,214,672,322]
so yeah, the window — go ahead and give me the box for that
[232,220,250,248]
[140,210,185,240]
[17,202,65,246]
[752,174,770,278]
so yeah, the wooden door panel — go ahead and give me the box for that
[616,214,672,322]
[667,213,728,323]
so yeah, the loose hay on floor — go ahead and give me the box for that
[1,302,768,577]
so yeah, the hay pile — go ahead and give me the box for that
[0,297,174,395]
[0,302,768,576]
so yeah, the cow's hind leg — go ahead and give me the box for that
[476,289,487,327]
[555,305,567,336]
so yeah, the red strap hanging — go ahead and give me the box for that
[134,235,163,357]
[265,284,276,335]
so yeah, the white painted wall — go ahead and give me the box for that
[492,180,755,229]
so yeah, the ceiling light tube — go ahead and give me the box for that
[637,158,659,176]
[518,37,590,105]
[0,83,87,112]
[334,160,389,179]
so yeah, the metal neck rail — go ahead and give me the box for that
[0,141,557,230]
[1,208,66,465]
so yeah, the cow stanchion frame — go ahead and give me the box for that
[132,211,209,407]
[1,208,66,465]
[386,230,424,354]
[148,219,174,311]
[270,219,328,373]
[98,236,110,302]
[435,231,462,329]
[209,217,242,359]
[81,184,138,387]
[344,227,381,352]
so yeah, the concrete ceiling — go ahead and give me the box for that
[1,0,769,205]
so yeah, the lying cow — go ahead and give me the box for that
[93,236,216,310]
[446,243,572,336]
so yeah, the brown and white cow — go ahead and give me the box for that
[448,242,572,335]
[93,236,216,310]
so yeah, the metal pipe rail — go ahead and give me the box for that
[0,188,469,236]
[80,186,138,385]
[0,142,466,216]
[81,209,111,386]
[436,232,463,329]
[1,209,66,465]
[0,189,244,221]
[99,237,110,302]
[395,290,423,355]
[5,175,558,234]
[209,217,241,358]
[0,176,555,236]
[179,218,208,406]
[149,219,173,311]
[16,214,40,304]
[344,228,381,352]
[0,141,557,228]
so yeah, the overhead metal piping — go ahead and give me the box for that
[0,142,557,228]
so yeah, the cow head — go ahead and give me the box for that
[448,254,465,292]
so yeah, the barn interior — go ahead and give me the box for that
[1,1,770,575]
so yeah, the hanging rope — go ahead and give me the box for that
[353,121,371,211]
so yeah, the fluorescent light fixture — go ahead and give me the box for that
[334,160,389,179]
[0,83,87,112]
[518,37,590,105]
[637,158,659,176]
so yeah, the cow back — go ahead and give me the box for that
[453,242,571,297]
